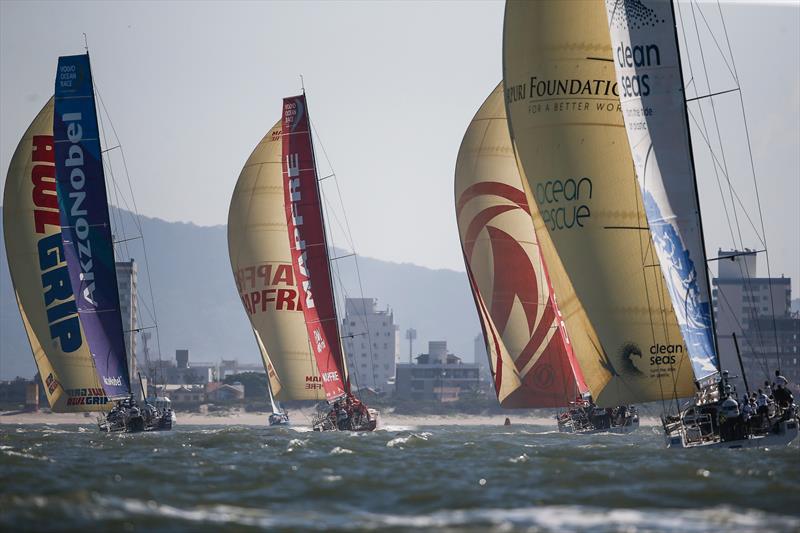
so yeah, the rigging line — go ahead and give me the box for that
[632,160,658,345]
[683,0,774,365]
[311,119,381,393]
[633,159,682,407]
[676,2,738,249]
[690,0,745,255]
[93,84,131,262]
[693,1,774,365]
[94,83,166,381]
[678,1,739,251]
[684,108,764,246]
[307,116,366,397]
[710,265,771,379]
[320,187,374,391]
[685,87,739,103]
[715,0,781,366]
[695,1,738,83]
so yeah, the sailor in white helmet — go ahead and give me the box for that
[718,386,740,441]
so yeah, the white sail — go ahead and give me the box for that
[605,0,719,381]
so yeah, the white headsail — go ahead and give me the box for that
[605,0,719,382]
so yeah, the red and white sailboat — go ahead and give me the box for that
[281,93,377,431]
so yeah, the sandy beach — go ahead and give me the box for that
[0,408,659,428]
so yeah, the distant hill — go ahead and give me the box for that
[0,207,479,379]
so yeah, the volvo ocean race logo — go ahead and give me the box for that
[61,111,97,307]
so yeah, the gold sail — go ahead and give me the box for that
[503,0,695,405]
[227,119,325,401]
[456,83,593,408]
[3,98,109,412]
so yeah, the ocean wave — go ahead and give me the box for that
[386,432,432,449]
[6,494,796,533]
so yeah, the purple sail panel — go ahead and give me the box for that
[53,54,131,398]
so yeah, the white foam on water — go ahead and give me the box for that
[69,495,800,532]
[361,505,800,532]
[329,446,353,455]
[285,438,308,453]
[386,432,431,449]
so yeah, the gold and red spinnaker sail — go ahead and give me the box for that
[456,83,589,408]
[228,119,325,401]
[3,97,110,412]
[281,94,349,402]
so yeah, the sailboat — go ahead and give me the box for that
[3,52,173,432]
[502,0,696,421]
[456,82,639,433]
[3,95,111,414]
[455,82,589,409]
[228,116,320,427]
[605,0,798,448]
[228,94,377,431]
[282,93,377,432]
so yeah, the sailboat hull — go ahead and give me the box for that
[557,415,640,435]
[312,409,379,432]
[665,418,799,449]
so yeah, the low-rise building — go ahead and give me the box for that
[395,341,480,402]
[205,382,245,402]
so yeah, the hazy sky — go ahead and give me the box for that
[1,1,798,284]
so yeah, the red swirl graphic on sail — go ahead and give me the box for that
[458,182,587,407]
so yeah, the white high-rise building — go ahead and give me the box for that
[116,260,138,389]
[341,298,398,391]
[712,249,796,388]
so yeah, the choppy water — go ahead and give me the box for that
[1,422,798,532]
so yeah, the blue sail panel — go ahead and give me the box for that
[53,54,131,398]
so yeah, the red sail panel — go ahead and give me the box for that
[282,94,348,402]
[454,84,589,408]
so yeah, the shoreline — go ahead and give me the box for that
[0,409,660,427]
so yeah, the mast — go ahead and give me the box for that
[668,0,721,373]
[282,93,349,402]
